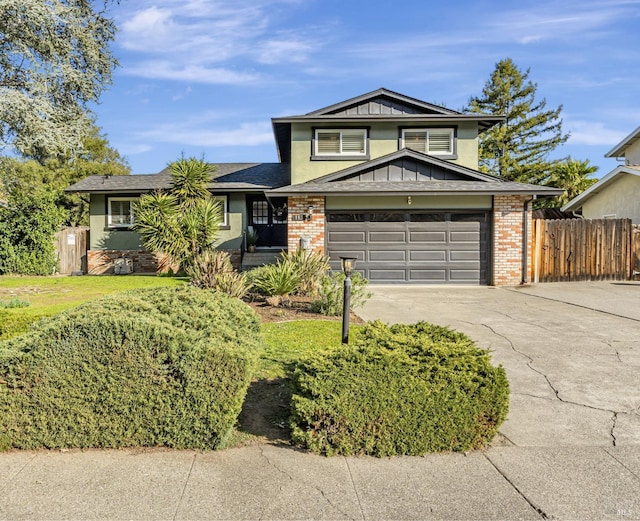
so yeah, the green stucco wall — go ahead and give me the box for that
[89,193,247,251]
[326,195,492,211]
[290,122,479,184]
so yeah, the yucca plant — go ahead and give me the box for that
[279,248,330,296]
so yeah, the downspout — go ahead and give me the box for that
[521,196,536,285]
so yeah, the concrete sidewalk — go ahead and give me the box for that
[1,282,639,520]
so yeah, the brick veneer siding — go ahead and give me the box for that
[287,196,325,253]
[492,195,533,286]
[87,249,241,274]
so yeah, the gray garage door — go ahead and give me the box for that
[326,211,489,284]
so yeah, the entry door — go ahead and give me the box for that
[247,196,288,247]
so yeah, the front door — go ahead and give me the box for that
[247,195,288,248]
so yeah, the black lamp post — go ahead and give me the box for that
[340,257,357,344]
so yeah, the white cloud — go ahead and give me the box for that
[137,121,274,147]
[124,61,260,85]
[567,121,628,146]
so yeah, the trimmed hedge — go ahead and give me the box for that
[0,286,261,451]
[290,321,509,457]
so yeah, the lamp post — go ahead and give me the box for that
[340,257,357,344]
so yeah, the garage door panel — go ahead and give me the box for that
[409,231,447,243]
[369,269,407,281]
[449,269,481,281]
[328,231,366,243]
[409,250,446,261]
[450,250,480,261]
[369,231,406,243]
[408,269,447,281]
[449,230,480,242]
[369,250,406,261]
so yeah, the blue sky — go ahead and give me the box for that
[93,0,640,178]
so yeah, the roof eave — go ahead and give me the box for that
[604,125,640,158]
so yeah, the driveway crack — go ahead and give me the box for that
[172,452,196,521]
[611,412,618,447]
[484,453,549,519]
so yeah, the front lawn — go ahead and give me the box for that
[0,275,187,339]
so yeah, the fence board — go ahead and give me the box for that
[54,227,89,274]
[532,218,633,282]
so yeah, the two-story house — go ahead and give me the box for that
[562,125,640,224]
[67,88,561,285]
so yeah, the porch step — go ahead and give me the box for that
[241,249,285,270]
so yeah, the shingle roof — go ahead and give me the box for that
[268,180,563,197]
[66,163,290,193]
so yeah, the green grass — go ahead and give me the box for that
[0,275,187,339]
[259,320,362,379]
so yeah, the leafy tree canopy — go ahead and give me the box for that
[0,0,117,161]
[537,158,598,209]
[467,58,569,184]
[0,124,130,225]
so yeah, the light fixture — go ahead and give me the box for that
[340,256,358,343]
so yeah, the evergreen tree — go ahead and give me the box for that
[467,58,569,184]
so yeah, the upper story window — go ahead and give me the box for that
[108,197,137,228]
[313,129,368,159]
[401,128,455,156]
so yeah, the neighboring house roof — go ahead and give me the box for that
[605,125,640,159]
[561,165,640,212]
[65,163,290,194]
[268,149,562,197]
[271,87,504,163]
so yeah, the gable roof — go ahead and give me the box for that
[268,149,563,197]
[562,165,640,212]
[307,88,460,116]
[271,88,503,163]
[605,125,640,159]
[65,163,290,194]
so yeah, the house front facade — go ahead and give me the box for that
[563,125,640,224]
[67,89,561,285]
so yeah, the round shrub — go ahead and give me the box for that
[0,286,261,450]
[290,321,509,457]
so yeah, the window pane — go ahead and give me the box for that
[327,213,366,222]
[317,131,341,154]
[410,213,446,222]
[428,130,452,153]
[404,131,427,152]
[110,200,132,225]
[370,212,405,222]
[451,213,487,222]
[341,130,365,153]
[252,201,269,224]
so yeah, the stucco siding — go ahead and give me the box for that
[290,122,480,185]
[326,195,491,210]
[581,174,640,224]
[625,140,640,165]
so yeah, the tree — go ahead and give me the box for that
[133,158,222,270]
[0,124,130,225]
[0,0,117,161]
[537,158,598,208]
[467,58,569,184]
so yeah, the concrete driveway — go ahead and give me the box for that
[358,281,640,447]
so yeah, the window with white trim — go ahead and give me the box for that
[401,128,454,155]
[108,197,137,227]
[315,129,367,157]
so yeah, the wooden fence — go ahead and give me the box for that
[54,227,89,274]
[532,219,639,282]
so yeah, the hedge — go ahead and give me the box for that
[290,321,509,457]
[0,286,261,451]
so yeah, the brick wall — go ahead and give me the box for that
[287,196,326,253]
[87,249,241,274]
[492,195,533,286]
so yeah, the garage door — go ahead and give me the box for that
[326,211,489,284]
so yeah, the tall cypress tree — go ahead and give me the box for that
[467,58,569,184]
